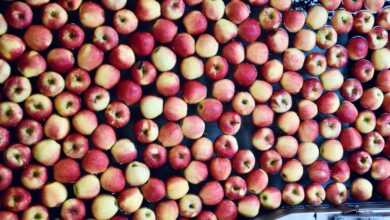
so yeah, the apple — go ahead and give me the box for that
[143,143,167,168]
[238,195,260,218]
[213,18,238,44]
[294,29,316,51]
[238,18,261,42]
[281,159,304,182]
[252,127,274,151]
[215,200,237,220]
[171,33,195,57]
[4,144,31,169]
[102,0,126,10]
[81,149,109,174]
[377,8,390,30]
[191,137,214,161]
[297,142,319,165]
[320,0,341,10]
[179,194,202,218]
[259,7,282,30]
[349,150,372,174]
[140,95,163,119]
[54,92,81,117]
[260,187,282,209]
[92,26,119,51]
[3,76,32,103]
[156,72,180,97]
[351,178,373,201]
[156,200,179,220]
[195,34,218,58]
[118,188,143,214]
[152,18,178,44]
[298,100,318,120]
[111,138,137,164]
[126,161,150,186]
[364,0,385,11]
[65,68,91,94]
[53,158,80,183]
[184,161,208,184]
[0,211,17,220]
[355,110,376,134]
[135,0,161,21]
[376,70,390,93]
[233,63,258,86]
[219,111,242,135]
[282,183,305,205]
[339,127,362,151]
[41,3,68,29]
[79,2,105,28]
[332,9,353,33]
[283,10,305,33]
[214,135,239,158]
[306,5,328,29]
[326,45,348,68]
[353,11,374,33]
[212,79,235,102]
[130,61,157,86]
[360,87,384,110]
[21,164,47,190]
[33,139,61,166]
[60,198,86,220]
[326,182,348,205]
[246,42,269,65]
[181,115,205,140]
[58,0,82,11]
[0,59,11,84]
[0,102,23,127]
[162,0,185,20]
[183,10,207,35]
[0,14,7,36]
[305,183,326,206]
[46,48,75,73]
[280,71,303,94]
[210,157,232,181]
[44,114,70,140]
[166,176,189,200]
[116,80,142,105]
[246,169,268,194]
[277,111,300,135]
[24,25,53,51]
[275,135,298,158]
[62,133,89,159]
[0,34,26,61]
[168,145,191,170]
[363,131,385,155]
[282,48,305,71]
[331,160,351,183]
[5,1,33,29]
[232,149,255,174]
[2,187,31,212]
[41,181,68,208]
[141,178,166,203]
[336,101,358,124]
[109,44,135,70]
[316,26,338,49]
[301,78,324,101]
[113,9,138,34]
[158,122,183,147]
[320,139,344,162]
[259,150,282,174]
[225,0,250,24]
[341,78,363,102]
[316,91,340,114]
[371,48,390,71]
[180,56,204,80]
[0,164,12,191]
[222,41,245,64]
[308,160,330,184]
[91,195,118,219]
[73,174,101,199]
[22,205,49,220]
[133,207,156,220]
[371,158,390,180]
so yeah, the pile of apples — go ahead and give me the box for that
[0,0,389,219]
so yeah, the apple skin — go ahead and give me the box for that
[305,183,326,206]
[378,178,390,200]
[4,144,31,169]
[222,41,245,65]
[219,111,242,135]
[184,161,208,184]
[162,0,185,20]
[24,25,53,51]
[326,182,348,205]
[143,143,167,168]
[60,198,86,220]
[246,42,269,65]
[81,149,109,174]
[109,44,135,70]
[0,164,12,191]
[283,10,305,33]
[142,178,166,203]
[320,0,341,10]
[183,10,207,35]
[5,1,33,29]
[197,98,223,122]
[348,151,372,175]
[224,176,247,200]
[238,18,261,42]
[351,178,373,201]
[308,160,330,184]
[259,150,283,175]
[212,79,235,103]
[331,160,351,183]
[225,0,250,24]
[0,34,26,61]
[214,135,239,159]
[169,145,191,170]
[191,137,214,161]
[210,157,232,181]
[21,164,48,190]
[232,149,255,174]
[152,18,178,44]
[339,127,362,151]
[233,63,258,87]
[0,127,10,151]
[371,158,390,180]
[215,200,237,220]
[336,101,358,124]
[298,119,319,142]
[282,183,305,206]
[24,206,50,219]
[2,187,32,212]
[259,7,282,30]
[199,181,224,206]
[62,133,89,159]
[259,187,282,210]
[53,158,81,184]
[0,211,18,220]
